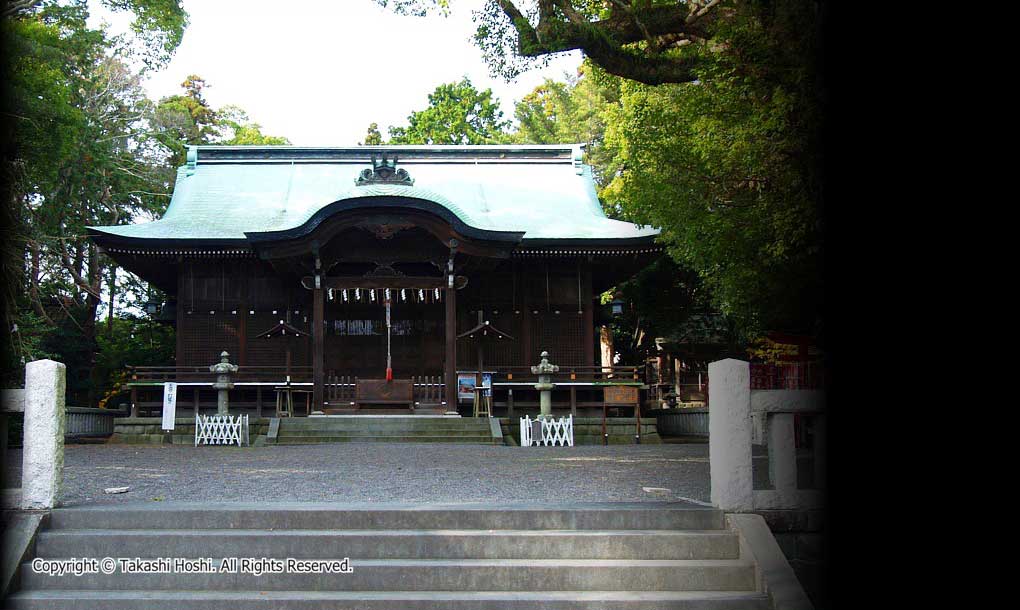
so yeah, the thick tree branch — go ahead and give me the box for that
[1,0,41,19]
[56,240,102,300]
[496,0,716,85]
[27,241,55,326]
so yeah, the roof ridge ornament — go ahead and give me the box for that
[356,154,414,187]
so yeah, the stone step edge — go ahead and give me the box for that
[38,528,731,537]
[6,590,767,600]
[23,558,754,568]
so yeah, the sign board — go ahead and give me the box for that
[603,385,639,405]
[457,372,493,402]
[161,382,177,431]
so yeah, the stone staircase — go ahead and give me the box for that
[273,416,497,444]
[6,502,770,609]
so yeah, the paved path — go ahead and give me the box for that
[4,443,710,507]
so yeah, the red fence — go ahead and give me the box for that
[749,362,824,390]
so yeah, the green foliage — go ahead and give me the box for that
[505,2,823,340]
[152,74,220,166]
[2,311,58,387]
[510,63,620,185]
[101,0,189,68]
[94,314,175,408]
[4,0,188,70]
[154,78,290,165]
[373,0,450,17]
[217,105,291,145]
[616,258,712,343]
[0,3,263,406]
[599,1,823,337]
[387,78,510,145]
[359,123,384,146]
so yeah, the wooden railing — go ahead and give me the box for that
[127,365,313,384]
[325,373,356,405]
[127,365,641,386]
[490,365,641,384]
[412,376,444,406]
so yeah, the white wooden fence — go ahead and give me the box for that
[519,414,573,447]
[195,414,249,446]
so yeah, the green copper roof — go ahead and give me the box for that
[89,145,659,244]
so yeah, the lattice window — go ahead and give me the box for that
[245,312,310,368]
[457,311,522,368]
[179,312,242,367]
[533,312,585,367]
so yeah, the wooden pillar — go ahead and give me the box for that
[521,266,532,360]
[444,284,457,412]
[582,263,595,367]
[175,264,185,365]
[130,386,138,418]
[237,264,247,367]
[313,281,324,411]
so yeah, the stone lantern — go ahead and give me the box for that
[209,351,239,415]
[531,350,559,420]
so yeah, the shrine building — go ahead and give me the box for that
[88,145,662,419]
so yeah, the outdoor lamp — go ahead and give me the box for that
[144,299,160,316]
[610,294,625,317]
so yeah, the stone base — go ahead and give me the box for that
[109,417,271,446]
[498,417,661,446]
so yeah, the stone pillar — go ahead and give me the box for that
[209,351,238,416]
[767,413,797,496]
[708,358,752,512]
[22,359,66,510]
[531,351,559,420]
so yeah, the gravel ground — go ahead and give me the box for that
[3,443,710,508]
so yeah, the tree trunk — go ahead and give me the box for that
[73,242,84,304]
[106,263,116,336]
[27,241,53,325]
[83,244,101,406]
[599,325,614,373]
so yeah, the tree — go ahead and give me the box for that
[598,1,823,338]
[375,0,725,85]
[505,2,824,339]
[152,74,220,166]
[2,0,188,69]
[0,2,188,397]
[217,105,290,145]
[511,63,620,185]
[359,122,383,145]
[387,78,510,145]
[153,77,290,166]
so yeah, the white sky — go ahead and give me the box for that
[90,0,582,145]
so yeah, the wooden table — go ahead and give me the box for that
[274,386,312,417]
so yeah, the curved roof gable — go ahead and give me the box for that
[89,144,660,244]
